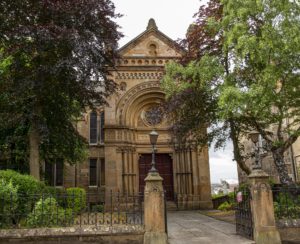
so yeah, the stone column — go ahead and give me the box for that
[144,172,168,244]
[116,148,123,192]
[198,146,213,209]
[248,169,281,244]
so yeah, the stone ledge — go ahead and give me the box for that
[0,225,145,239]
[277,219,300,228]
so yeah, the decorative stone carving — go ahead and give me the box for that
[116,72,163,80]
[119,82,127,91]
[143,105,164,126]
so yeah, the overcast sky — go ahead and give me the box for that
[113,0,238,183]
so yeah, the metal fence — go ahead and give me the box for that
[272,186,300,220]
[234,187,253,240]
[0,190,144,229]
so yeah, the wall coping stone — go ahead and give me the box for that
[0,225,145,239]
[277,219,300,228]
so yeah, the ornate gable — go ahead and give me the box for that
[118,18,185,58]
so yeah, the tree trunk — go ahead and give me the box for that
[272,149,292,185]
[229,120,251,175]
[29,124,40,180]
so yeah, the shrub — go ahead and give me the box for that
[0,179,18,228]
[66,187,86,214]
[273,191,300,219]
[42,186,63,196]
[26,197,73,227]
[91,204,104,212]
[212,193,224,199]
[0,170,45,195]
[217,202,233,211]
[227,192,235,202]
[0,170,48,220]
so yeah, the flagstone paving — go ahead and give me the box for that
[167,211,254,244]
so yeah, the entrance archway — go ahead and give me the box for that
[139,153,174,201]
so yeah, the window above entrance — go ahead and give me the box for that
[141,105,164,126]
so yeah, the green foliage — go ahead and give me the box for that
[0,0,122,174]
[161,55,223,145]
[212,193,225,199]
[66,188,86,214]
[162,0,300,183]
[26,197,73,227]
[273,192,300,220]
[0,171,84,228]
[0,170,45,195]
[217,201,233,211]
[219,0,300,183]
[0,179,18,228]
[0,170,61,224]
[43,186,64,197]
[91,204,104,213]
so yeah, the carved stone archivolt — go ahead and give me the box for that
[116,81,165,126]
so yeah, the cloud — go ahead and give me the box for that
[209,142,238,183]
[113,0,208,47]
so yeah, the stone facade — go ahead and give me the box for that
[52,19,212,208]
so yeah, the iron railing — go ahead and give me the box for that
[272,186,300,220]
[234,187,253,240]
[0,190,144,229]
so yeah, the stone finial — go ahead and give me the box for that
[147,18,158,30]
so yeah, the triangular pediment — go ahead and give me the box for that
[118,19,185,58]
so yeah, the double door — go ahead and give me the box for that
[138,153,174,201]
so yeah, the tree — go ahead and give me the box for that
[0,0,122,179]
[219,0,300,184]
[162,0,300,184]
[162,0,252,176]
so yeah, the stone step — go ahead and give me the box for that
[166,201,177,211]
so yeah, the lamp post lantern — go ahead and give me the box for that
[149,130,159,173]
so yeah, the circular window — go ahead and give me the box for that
[142,105,164,126]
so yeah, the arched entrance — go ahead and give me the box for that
[138,153,174,200]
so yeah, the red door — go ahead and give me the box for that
[139,154,174,201]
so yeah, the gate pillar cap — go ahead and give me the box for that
[145,172,163,182]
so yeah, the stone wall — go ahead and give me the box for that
[0,225,144,244]
[277,220,300,243]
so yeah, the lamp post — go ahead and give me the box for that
[149,130,159,173]
[249,131,262,170]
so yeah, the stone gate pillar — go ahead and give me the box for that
[143,172,168,244]
[249,169,281,244]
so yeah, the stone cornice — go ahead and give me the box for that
[115,72,164,80]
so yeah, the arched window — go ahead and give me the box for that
[100,111,105,144]
[89,110,105,144]
[89,111,97,144]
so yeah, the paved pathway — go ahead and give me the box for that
[167,211,254,244]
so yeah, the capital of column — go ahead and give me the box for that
[145,171,163,182]
[248,168,270,185]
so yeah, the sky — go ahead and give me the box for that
[113,0,239,184]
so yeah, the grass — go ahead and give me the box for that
[199,210,236,224]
